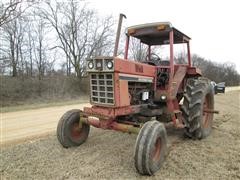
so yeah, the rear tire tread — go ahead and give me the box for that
[182,77,214,139]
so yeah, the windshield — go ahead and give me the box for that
[128,37,188,65]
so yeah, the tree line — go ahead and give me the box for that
[192,54,240,86]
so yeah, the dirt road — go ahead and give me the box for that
[1,88,240,179]
[0,103,90,146]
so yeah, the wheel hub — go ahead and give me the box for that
[152,137,161,162]
[70,122,82,140]
[203,96,210,128]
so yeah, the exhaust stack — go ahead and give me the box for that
[113,13,126,57]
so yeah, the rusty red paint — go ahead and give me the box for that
[203,97,210,128]
[169,30,174,80]
[187,42,192,67]
[110,122,140,133]
[70,122,82,140]
[187,67,202,76]
[83,106,115,118]
[80,115,140,134]
[82,22,202,134]
[114,57,156,77]
[152,138,161,162]
[171,66,187,99]
[83,104,143,119]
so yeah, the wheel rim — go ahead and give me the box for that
[152,137,161,162]
[70,122,82,141]
[202,95,211,128]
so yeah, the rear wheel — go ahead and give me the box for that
[57,109,90,148]
[182,77,214,139]
[134,121,167,175]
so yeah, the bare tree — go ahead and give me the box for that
[1,16,27,76]
[32,17,47,80]
[129,38,148,61]
[0,0,35,27]
[24,21,34,76]
[40,0,114,78]
[0,0,22,26]
[0,1,38,77]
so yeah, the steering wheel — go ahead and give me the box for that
[148,53,161,61]
[143,53,161,66]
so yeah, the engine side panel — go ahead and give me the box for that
[114,57,156,77]
[113,58,156,108]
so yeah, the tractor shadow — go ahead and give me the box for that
[165,126,185,147]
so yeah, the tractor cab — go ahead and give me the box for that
[125,22,191,66]
[125,22,196,101]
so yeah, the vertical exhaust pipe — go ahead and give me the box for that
[113,13,127,57]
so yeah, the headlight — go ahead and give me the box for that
[160,95,167,101]
[107,61,113,69]
[88,61,94,69]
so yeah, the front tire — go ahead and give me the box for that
[134,121,167,175]
[182,77,214,139]
[57,109,90,148]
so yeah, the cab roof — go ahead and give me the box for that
[126,22,191,45]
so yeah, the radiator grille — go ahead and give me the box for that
[90,73,114,105]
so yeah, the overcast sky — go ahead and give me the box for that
[87,0,240,72]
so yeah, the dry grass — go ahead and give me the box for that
[0,75,89,112]
[1,97,89,113]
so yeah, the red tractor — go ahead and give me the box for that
[57,15,215,175]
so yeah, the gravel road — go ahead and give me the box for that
[1,88,240,179]
[1,103,90,146]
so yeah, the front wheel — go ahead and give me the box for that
[57,109,90,148]
[134,121,167,175]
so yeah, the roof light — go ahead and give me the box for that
[157,25,166,31]
[128,28,136,35]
